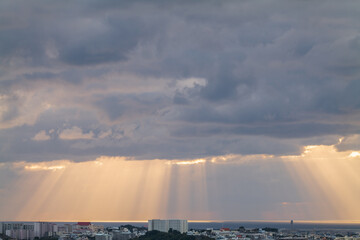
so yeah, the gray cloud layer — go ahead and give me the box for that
[1,0,360,162]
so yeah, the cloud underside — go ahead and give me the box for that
[1,1,360,162]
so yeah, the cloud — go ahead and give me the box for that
[98,129,112,139]
[335,134,360,151]
[175,77,207,90]
[32,130,51,141]
[59,126,94,140]
[0,1,360,162]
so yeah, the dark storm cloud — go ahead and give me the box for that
[0,27,44,63]
[94,93,169,122]
[0,94,21,122]
[170,122,360,139]
[1,0,360,162]
[23,72,58,80]
[0,1,154,67]
[95,96,126,121]
[0,121,302,163]
[58,17,148,66]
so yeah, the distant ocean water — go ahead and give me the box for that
[93,221,360,231]
[3,221,360,232]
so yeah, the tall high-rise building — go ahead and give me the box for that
[148,219,188,233]
[1,222,56,240]
[34,222,57,237]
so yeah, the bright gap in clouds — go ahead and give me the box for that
[0,157,211,221]
[284,145,360,220]
[0,145,360,221]
[349,152,360,158]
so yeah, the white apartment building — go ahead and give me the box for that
[148,219,188,233]
[0,222,57,239]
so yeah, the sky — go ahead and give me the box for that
[1,0,360,222]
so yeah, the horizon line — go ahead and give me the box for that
[2,219,360,224]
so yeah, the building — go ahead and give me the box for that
[1,222,35,239]
[148,219,188,233]
[112,231,135,240]
[34,222,57,238]
[95,233,112,240]
[73,222,92,234]
[0,222,57,240]
[57,224,73,234]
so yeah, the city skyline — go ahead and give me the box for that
[1,1,360,222]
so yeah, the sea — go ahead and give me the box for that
[3,221,360,232]
[92,221,360,231]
